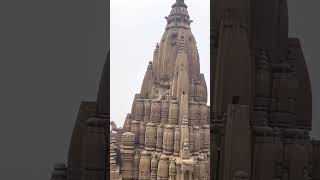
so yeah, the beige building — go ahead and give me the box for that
[110,0,210,179]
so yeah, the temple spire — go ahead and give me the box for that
[172,0,187,8]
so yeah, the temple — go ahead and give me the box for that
[49,0,320,179]
[212,0,320,179]
[110,0,210,179]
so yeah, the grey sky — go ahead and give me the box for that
[110,0,210,127]
[288,0,320,139]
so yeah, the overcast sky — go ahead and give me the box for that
[288,0,320,139]
[110,0,211,127]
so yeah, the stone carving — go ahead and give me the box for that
[156,124,164,152]
[150,153,158,180]
[145,122,157,151]
[163,125,174,155]
[133,150,140,180]
[157,155,169,180]
[181,139,191,159]
[139,122,146,149]
[174,125,181,156]
[169,157,176,180]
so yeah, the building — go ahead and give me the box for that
[212,0,320,179]
[110,0,210,180]
[49,0,320,179]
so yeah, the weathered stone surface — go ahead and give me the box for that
[168,100,179,125]
[163,125,174,155]
[150,153,159,180]
[121,132,135,180]
[156,124,164,152]
[133,150,141,180]
[150,100,161,123]
[157,155,169,180]
[143,100,151,123]
[138,151,151,180]
[131,120,140,147]
[161,100,169,124]
[145,122,157,151]
[174,126,181,156]
[139,122,146,149]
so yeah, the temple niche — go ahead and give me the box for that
[110,0,210,179]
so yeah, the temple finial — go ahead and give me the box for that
[172,0,187,8]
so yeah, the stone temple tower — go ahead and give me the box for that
[111,0,210,179]
[211,0,320,179]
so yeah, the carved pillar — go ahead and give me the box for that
[203,125,210,153]
[163,125,174,155]
[189,101,199,126]
[193,126,201,155]
[150,100,161,123]
[157,155,169,180]
[204,154,209,180]
[145,122,157,151]
[199,127,204,151]
[150,153,159,180]
[169,158,176,180]
[131,120,140,147]
[193,160,200,180]
[199,103,208,126]
[135,99,144,122]
[156,124,164,152]
[139,121,146,149]
[189,126,194,153]
[110,142,120,180]
[172,72,178,98]
[195,81,203,102]
[161,100,169,124]
[254,49,272,126]
[174,126,181,156]
[270,60,297,128]
[133,150,140,180]
[180,116,189,151]
[144,100,151,123]
[198,156,206,180]
[179,94,189,124]
[176,164,182,180]
[138,150,151,180]
[121,132,135,180]
[168,100,179,125]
